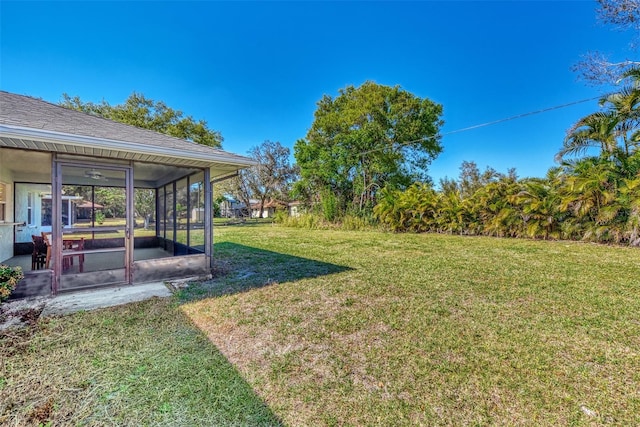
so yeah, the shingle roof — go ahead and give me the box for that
[250,199,288,209]
[0,91,253,166]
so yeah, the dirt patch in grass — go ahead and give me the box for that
[0,297,47,333]
[27,397,54,425]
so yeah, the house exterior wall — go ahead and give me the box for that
[288,203,301,217]
[0,148,53,263]
[251,207,275,218]
[220,199,248,218]
[0,149,15,263]
[14,183,52,244]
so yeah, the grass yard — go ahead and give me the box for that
[0,298,280,426]
[1,224,639,425]
[182,225,640,426]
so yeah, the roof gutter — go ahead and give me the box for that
[0,124,256,167]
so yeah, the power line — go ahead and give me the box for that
[441,95,603,136]
[359,94,606,156]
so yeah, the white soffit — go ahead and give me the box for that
[0,124,256,171]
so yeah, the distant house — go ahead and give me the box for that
[219,196,250,218]
[250,199,288,218]
[76,201,103,221]
[0,91,255,297]
[288,201,302,217]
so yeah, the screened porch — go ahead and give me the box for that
[1,148,214,297]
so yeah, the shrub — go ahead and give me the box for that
[95,211,105,225]
[0,264,24,302]
[341,214,377,231]
[280,213,324,229]
[273,210,289,224]
[320,190,339,222]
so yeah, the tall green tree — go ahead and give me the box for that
[60,92,223,148]
[457,160,503,199]
[294,81,443,216]
[94,187,126,218]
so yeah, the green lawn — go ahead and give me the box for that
[183,225,640,426]
[2,224,639,425]
[0,299,280,426]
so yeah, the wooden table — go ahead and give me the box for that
[42,233,85,272]
[62,238,85,272]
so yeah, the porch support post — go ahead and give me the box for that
[204,167,213,269]
[126,161,134,284]
[51,155,62,295]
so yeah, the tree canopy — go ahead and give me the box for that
[294,81,443,215]
[60,92,223,148]
[373,68,640,246]
[573,0,640,85]
[217,140,298,216]
[558,67,640,165]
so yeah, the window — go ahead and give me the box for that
[41,198,52,226]
[27,192,34,226]
[0,182,6,222]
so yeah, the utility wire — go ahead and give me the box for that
[359,94,606,156]
[442,95,604,136]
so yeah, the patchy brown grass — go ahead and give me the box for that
[181,225,640,426]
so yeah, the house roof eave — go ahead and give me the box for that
[0,124,256,168]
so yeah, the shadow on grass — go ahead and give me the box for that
[178,242,352,301]
[0,298,284,426]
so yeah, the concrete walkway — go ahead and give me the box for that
[41,282,173,317]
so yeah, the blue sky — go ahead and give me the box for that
[0,1,633,184]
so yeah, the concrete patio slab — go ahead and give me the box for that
[41,282,173,317]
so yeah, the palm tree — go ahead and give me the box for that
[374,184,439,232]
[558,66,640,166]
[558,158,621,242]
[557,111,620,162]
[515,173,563,240]
[555,67,640,244]
[373,187,402,231]
[601,86,640,161]
[469,176,523,238]
[617,174,640,246]
[436,190,468,234]
[405,184,439,232]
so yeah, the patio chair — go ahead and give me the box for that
[63,237,85,272]
[31,234,47,270]
[41,233,85,272]
[42,232,52,269]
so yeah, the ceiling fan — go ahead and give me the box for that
[85,169,107,181]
